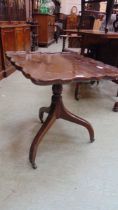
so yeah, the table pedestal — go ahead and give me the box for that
[29,84,95,169]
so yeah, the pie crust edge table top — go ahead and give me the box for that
[6,51,118,86]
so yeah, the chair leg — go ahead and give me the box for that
[62,36,67,52]
[75,83,80,100]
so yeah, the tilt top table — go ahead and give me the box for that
[6,51,118,169]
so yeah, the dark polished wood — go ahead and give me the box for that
[61,34,68,52]
[6,51,118,85]
[30,84,94,169]
[0,24,31,79]
[79,29,118,38]
[66,15,80,30]
[1,24,31,51]
[74,29,118,100]
[0,0,30,79]
[6,51,118,168]
[79,29,118,56]
[33,14,55,46]
[0,25,16,79]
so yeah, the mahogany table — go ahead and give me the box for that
[6,51,118,169]
[61,29,118,56]
[72,30,118,100]
[79,29,118,56]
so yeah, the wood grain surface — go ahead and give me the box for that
[6,51,118,85]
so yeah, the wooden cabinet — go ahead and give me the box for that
[0,24,31,79]
[1,24,31,51]
[33,14,55,46]
[1,27,16,51]
[0,0,29,80]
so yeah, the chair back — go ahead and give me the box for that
[79,15,95,30]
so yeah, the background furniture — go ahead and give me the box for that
[74,29,118,100]
[67,0,118,100]
[0,24,30,52]
[27,20,39,51]
[68,15,96,48]
[54,13,68,43]
[32,0,55,46]
[78,1,118,65]
[33,14,55,46]
[66,14,80,30]
[62,0,104,49]
[79,29,118,60]
[82,0,117,32]
[79,0,105,29]
[61,11,96,51]
[0,0,31,80]
[0,24,30,79]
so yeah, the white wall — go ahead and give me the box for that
[60,0,81,15]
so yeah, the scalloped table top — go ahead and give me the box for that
[6,51,118,85]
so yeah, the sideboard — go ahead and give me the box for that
[0,23,31,80]
[33,14,55,46]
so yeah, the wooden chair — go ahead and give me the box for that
[61,14,95,51]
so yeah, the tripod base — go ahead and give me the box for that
[29,84,95,169]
